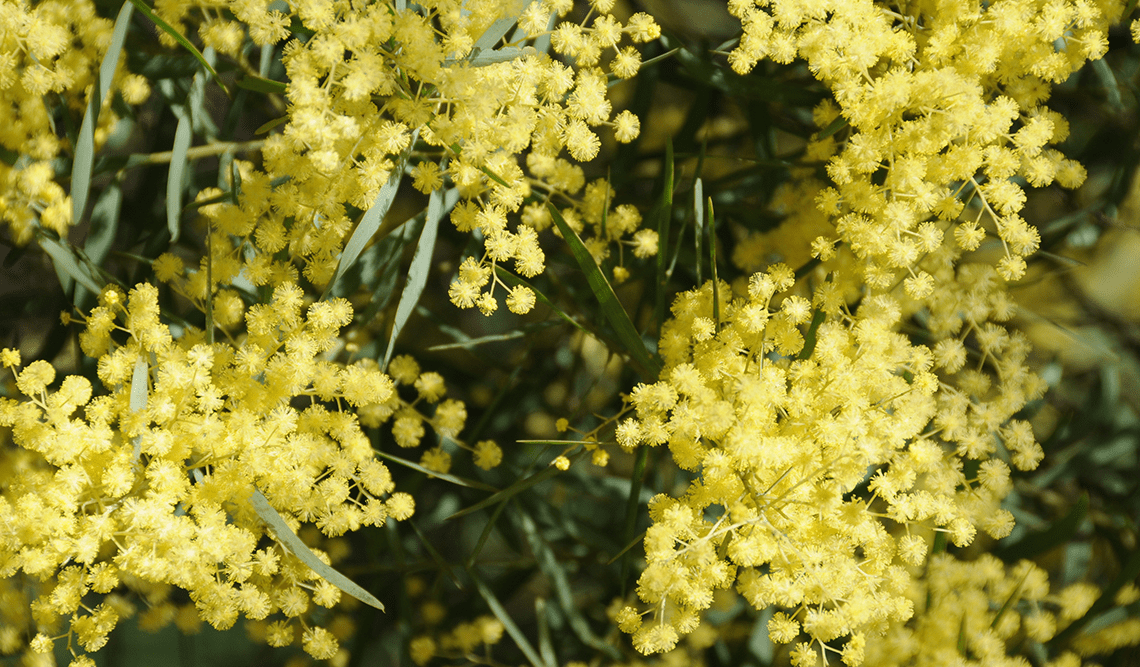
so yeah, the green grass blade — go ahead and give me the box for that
[383,185,456,368]
[448,448,586,520]
[72,1,133,226]
[126,0,231,98]
[249,488,385,610]
[547,203,661,381]
[467,568,543,667]
[323,133,420,301]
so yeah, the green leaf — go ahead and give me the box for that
[236,75,288,94]
[518,511,622,660]
[449,449,586,520]
[547,203,661,381]
[248,488,385,611]
[129,356,148,463]
[467,568,543,667]
[995,492,1088,562]
[817,115,848,139]
[654,139,675,335]
[167,108,192,245]
[323,131,420,301]
[694,177,704,284]
[72,0,133,226]
[473,16,517,50]
[37,234,103,295]
[86,177,122,267]
[382,185,457,368]
[708,197,720,329]
[125,0,232,98]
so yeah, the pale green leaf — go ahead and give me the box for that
[72,1,133,225]
[383,185,457,368]
[249,488,385,611]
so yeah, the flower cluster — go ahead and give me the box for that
[0,0,148,244]
[614,269,1042,659]
[864,553,1120,667]
[728,0,1116,290]
[0,283,409,661]
[148,0,659,313]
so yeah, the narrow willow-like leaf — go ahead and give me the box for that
[474,16,517,50]
[519,512,621,660]
[323,131,421,300]
[237,75,288,94]
[38,235,102,294]
[818,115,848,139]
[374,450,499,492]
[72,1,133,226]
[654,139,675,334]
[535,598,557,667]
[547,203,661,381]
[468,568,544,667]
[708,197,720,329]
[167,109,192,244]
[129,356,147,462]
[126,0,231,97]
[86,177,122,266]
[449,449,587,520]
[493,267,590,336]
[693,177,704,284]
[248,488,385,610]
[382,185,457,368]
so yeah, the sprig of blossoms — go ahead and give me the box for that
[159,0,659,315]
[727,0,1118,288]
[0,283,408,661]
[864,553,1133,667]
[613,269,1042,660]
[0,0,149,245]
